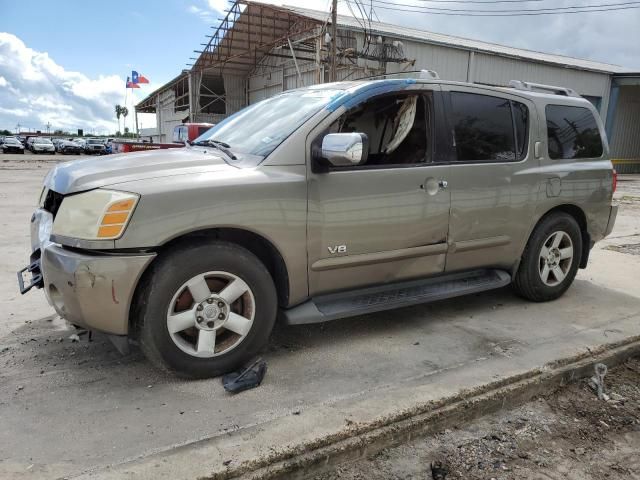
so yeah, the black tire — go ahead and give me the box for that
[513,212,582,302]
[136,241,277,378]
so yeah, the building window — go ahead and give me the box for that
[546,105,603,160]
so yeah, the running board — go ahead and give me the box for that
[281,269,511,325]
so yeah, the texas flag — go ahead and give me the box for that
[125,76,140,88]
[132,71,150,84]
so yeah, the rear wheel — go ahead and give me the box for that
[137,241,277,378]
[513,212,582,302]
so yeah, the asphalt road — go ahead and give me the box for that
[1,159,639,479]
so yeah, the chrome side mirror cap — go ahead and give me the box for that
[321,133,368,167]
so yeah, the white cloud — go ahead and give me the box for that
[188,4,217,23]
[206,0,229,14]
[0,33,129,133]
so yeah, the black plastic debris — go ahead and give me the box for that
[430,460,449,480]
[222,358,267,393]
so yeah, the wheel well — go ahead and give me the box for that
[538,204,591,268]
[156,228,290,306]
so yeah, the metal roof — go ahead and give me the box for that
[260,1,630,74]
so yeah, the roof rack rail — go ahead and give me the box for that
[508,80,580,97]
[419,69,440,80]
[352,69,440,82]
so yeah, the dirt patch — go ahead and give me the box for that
[605,243,640,256]
[314,358,640,480]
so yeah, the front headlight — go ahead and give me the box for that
[52,189,139,240]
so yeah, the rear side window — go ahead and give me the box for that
[545,105,603,159]
[450,92,528,162]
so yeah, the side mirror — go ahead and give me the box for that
[321,132,368,167]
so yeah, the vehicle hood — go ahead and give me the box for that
[45,147,235,194]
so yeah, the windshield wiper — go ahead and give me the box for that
[192,139,236,160]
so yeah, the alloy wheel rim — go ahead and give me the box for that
[166,271,255,358]
[538,231,573,287]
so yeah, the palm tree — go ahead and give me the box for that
[114,105,123,133]
[121,106,129,134]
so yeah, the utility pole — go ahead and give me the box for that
[330,0,337,82]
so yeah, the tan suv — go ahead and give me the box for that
[19,73,618,378]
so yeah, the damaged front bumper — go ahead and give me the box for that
[31,245,155,335]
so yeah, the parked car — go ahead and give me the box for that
[19,74,618,378]
[25,136,36,151]
[1,136,25,154]
[29,137,55,154]
[172,123,214,143]
[57,140,83,155]
[84,138,106,155]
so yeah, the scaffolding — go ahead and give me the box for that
[136,0,414,139]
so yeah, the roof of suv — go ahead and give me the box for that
[301,77,595,109]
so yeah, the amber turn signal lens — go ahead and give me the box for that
[101,212,129,225]
[97,225,124,238]
[97,197,138,238]
[107,199,135,212]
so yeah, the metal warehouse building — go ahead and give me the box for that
[136,0,640,172]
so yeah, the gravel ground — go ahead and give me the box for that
[314,357,640,480]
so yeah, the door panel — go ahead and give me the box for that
[441,86,539,272]
[306,89,451,296]
[307,164,451,295]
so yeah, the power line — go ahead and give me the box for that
[379,0,544,3]
[361,0,640,13]
[349,0,640,15]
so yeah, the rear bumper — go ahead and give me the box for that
[604,204,618,238]
[41,245,155,335]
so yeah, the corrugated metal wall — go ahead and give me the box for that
[223,74,246,114]
[472,53,610,98]
[248,68,284,103]
[609,85,640,159]
[386,40,469,81]
[158,89,188,143]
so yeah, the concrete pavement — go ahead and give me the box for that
[1,162,639,479]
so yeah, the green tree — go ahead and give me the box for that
[114,105,123,133]
[121,106,129,133]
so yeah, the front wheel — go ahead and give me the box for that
[137,241,277,378]
[513,212,582,302]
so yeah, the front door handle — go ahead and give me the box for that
[421,178,448,195]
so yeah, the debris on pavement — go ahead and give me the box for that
[222,358,267,394]
[430,461,449,479]
[68,334,80,343]
[589,362,609,400]
[314,357,640,480]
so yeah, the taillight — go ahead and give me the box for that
[612,169,618,194]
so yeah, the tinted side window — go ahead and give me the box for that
[546,105,603,159]
[512,100,529,160]
[450,92,515,162]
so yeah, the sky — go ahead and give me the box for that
[0,0,638,134]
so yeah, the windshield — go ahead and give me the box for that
[5,138,20,144]
[87,139,102,144]
[36,138,52,144]
[193,88,341,158]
